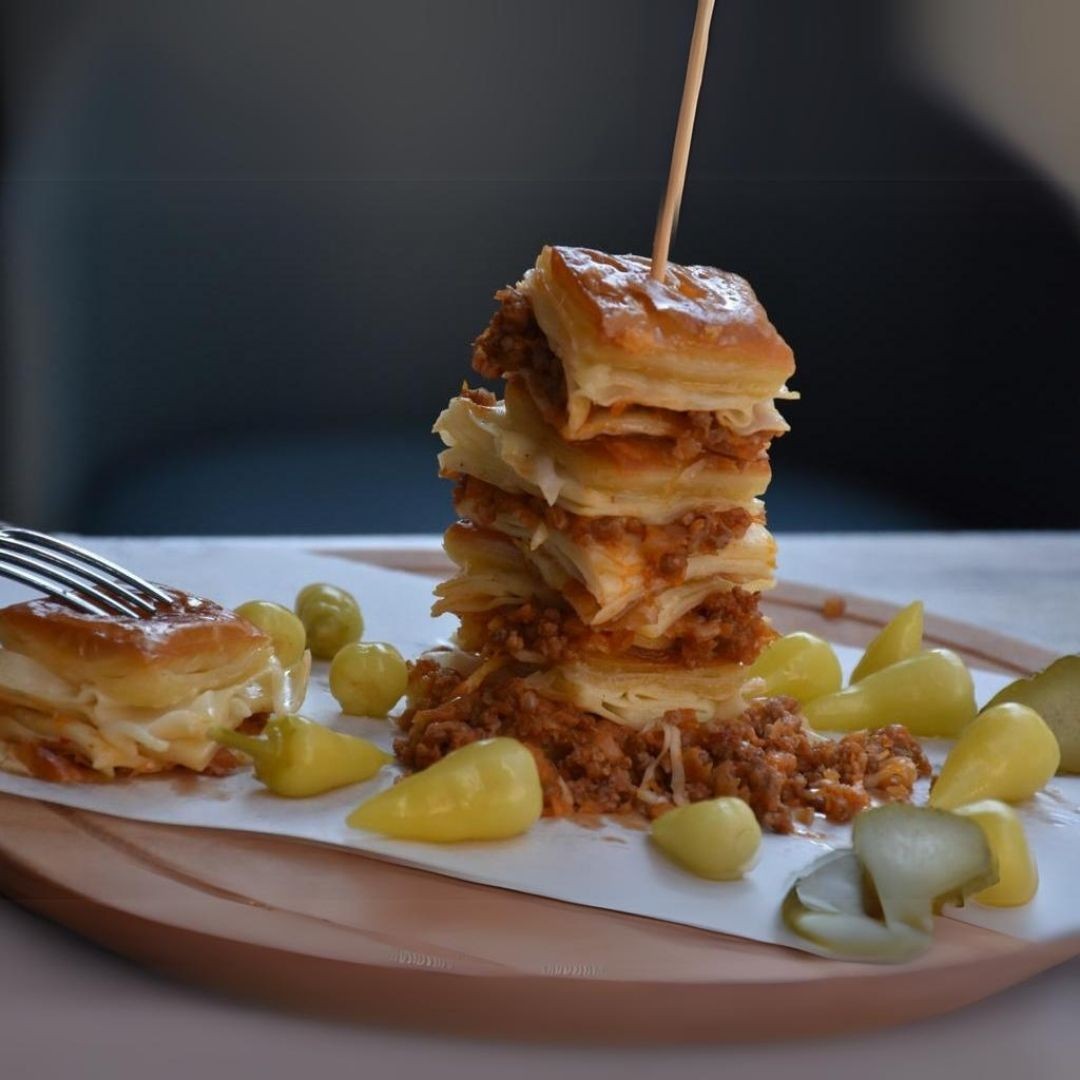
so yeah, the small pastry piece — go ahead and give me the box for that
[0,590,310,779]
[473,246,796,441]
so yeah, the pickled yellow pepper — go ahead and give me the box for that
[347,737,542,842]
[929,702,1060,809]
[803,648,975,736]
[213,715,390,797]
[850,600,924,683]
[746,632,842,704]
[651,798,762,880]
[952,800,1039,907]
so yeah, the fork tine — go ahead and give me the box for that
[3,529,173,606]
[0,558,113,616]
[0,537,157,615]
[0,550,141,617]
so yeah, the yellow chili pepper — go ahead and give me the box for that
[952,800,1039,907]
[850,600,924,683]
[803,648,975,736]
[929,702,1060,810]
[651,798,761,880]
[746,632,842,704]
[347,737,542,842]
[213,715,390,797]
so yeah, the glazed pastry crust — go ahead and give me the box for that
[520,246,796,435]
[0,590,272,709]
[0,589,310,778]
[531,245,795,366]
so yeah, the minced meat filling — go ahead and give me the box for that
[455,587,772,668]
[454,476,754,586]
[2,712,268,782]
[396,662,931,834]
[472,286,568,414]
[471,286,777,463]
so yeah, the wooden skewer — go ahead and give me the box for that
[650,0,716,282]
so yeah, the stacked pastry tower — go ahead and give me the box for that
[404,246,795,781]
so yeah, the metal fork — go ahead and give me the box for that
[0,528,174,618]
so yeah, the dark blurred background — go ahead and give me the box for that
[3,0,1078,536]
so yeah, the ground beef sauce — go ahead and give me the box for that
[454,476,754,587]
[470,288,777,464]
[472,287,569,417]
[397,661,931,834]
[455,587,773,668]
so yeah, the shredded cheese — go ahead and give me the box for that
[456,654,508,697]
[636,722,674,806]
[668,724,688,806]
[633,722,689,808]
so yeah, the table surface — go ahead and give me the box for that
[3,531,1078,1080]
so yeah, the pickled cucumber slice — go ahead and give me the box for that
[782,805,996,962]
[852,804,996,933]
[794,849,872,914]
[783,851,928,962]
[986,655,1080,774]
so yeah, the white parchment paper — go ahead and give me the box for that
[0,540,1076,953]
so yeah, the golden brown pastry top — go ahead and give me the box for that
[0,589,264,663]
[530,245,795,376]
[0,589,272,708]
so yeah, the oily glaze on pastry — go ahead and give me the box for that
[0,590,310,780]
[474,245,796,441]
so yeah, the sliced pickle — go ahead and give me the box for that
[986,655,1080,774]
[782,805,996,962]
[852,804,996,933]
[783,851,927,962]
[851,601,924,683]
[794,849,871,914]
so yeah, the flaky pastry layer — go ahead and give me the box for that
[471,285,793,445]
[0,588,310,779]
[0,648,310,777]
[436,382,771,523]
[520,246,796,437]
[0,590,273,709]
[437,518,775,628]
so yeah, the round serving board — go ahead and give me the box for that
[0,547,1074,1042]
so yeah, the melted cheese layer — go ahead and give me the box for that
[0,647,310,775]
